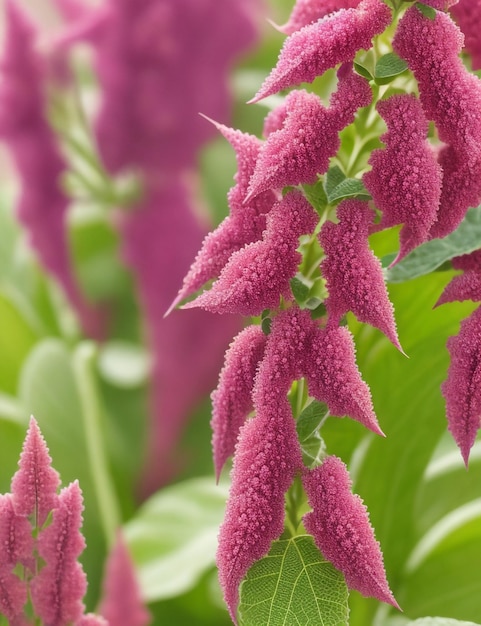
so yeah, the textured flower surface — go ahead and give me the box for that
[364,95,442,263]
[436,250,481,307]
[250,0,391,103]
[320,200,401,350]
[10,417,60,527]
[442,306,481,465]
[423,0,459,8]
[303,456,399,607]
[31,481,87,626]
[184,191,318,316]
[211,325,267,481]
[246,65,371,200]
[451,0,481,70]
[99,530,150,626]
[277,0,361,35]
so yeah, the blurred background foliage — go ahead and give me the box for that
[0,0,480,624]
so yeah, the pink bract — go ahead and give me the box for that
[277,0,361,35]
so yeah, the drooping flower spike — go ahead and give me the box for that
[436,250,481,307]
[276,0,361,35]
[363,94,442,263]
[442,306,481,466]
[451,0,481,70]
[319,200,402,352]
[183,191,318,316]
[423,0,459,8]
[249,0,391,103]
[303,456,399,608]
[211,325,267,481]
[246,65,371,201]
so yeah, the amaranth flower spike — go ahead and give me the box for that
[436,250,481,307]
[451,0,481,70]
[276,0,361,35]
[249,0,391,103]
[303,456,399,608]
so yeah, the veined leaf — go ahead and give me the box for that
[374,53,408,84]
[238,535,349,626]
[327,178,371,204]
[324,165,346,198]
[297,401,329,468]
[384,207,481,283]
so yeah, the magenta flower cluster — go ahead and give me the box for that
[0,418,148,626]
[173,0,481,622]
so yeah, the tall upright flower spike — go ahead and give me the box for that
[319,200,401,351]
[0,494,34,569]
[99,530,151,626]
[363,95,442,263]
[31,481,87,626]
[303,456,399,608]
[249,0,391,103]
[436,250,481,307]
[393,6,481,239]
[277,0,361,35]
[451,0,481,70]
[442,306,481,465]
[211,325,268,481]
[10,417,60,527]
[169,125,276,311]
[183,191,318,316]
[305,323,383,435]
[0,567,28,626]
[0,0,103,338]
[246,66,371,200]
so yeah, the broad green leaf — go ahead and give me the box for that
[297,401,329,467]
[238,535,349,626]
[290,276,310,305]
[327,178,371,204]
[97,340,149,388]
[302,179,328,214]
[124,477,229,601]
[384,207,481,283]
[417,3,437,19]
[354,62,373,81]
[374,53,408,83]
[324,165,346,197]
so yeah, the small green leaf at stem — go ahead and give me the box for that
[324,165,347,198]
[238,535,349,626]
[374,53,409,84]
[290,276,310,304]
[302,179,328,214]
[297,401,329,468]
[416,3,437,20]
[354,62,374,81]
[327,178,371,204]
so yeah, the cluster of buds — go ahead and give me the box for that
[0,418,149,626]
[172,0,481,622]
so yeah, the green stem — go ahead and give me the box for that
[72,342,120,548]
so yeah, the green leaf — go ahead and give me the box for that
[409,619,481,626]
[238,535,349,626]
[290,276,310,305]
[354,62,373,81]
[302,179,328,214]
[327,178,371,204]
[324,165,346,198]
[124,477,229,601]
[417,3,437,20]
[297,401,329,468]
[97,340,149,388]
[384,207,481,283]
[374,53,408,84]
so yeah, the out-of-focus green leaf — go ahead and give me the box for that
[124,477,229,601]
[97,340,149,388]
[409,619,481,625]
[238,535,349,626]
[384,207,481,283]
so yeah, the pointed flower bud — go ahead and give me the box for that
[10,417,60,527]
[305,324,383,435]
[277,0,361,35]
[303,456,399,608]
[364,95,442,262]
[247,66,371,200]
[435,250,481,307]
[31,481,87,626]
[99,530,150,626]
[211,325,268,481]
[442,306,481,465]
[184,191,318,316]
[319,200,401,351]
[0,567,28,626]
[451,0,481,70]
[249,0,391,103]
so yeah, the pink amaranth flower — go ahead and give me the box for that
[277,0,361,35]
[0,567,29,626]
[0,0,103,339]
[393,7,481,239]
[211,325,267,481]
[93,0,260,175]
[303,456,399,608]
[305,323,383,435]
[249,0,391,103]
[31,481,87,626]
[121,181,240,491]
[422,0,459,8]
[363,95,442,263]
[99,530,150,626]
[451,0,481,70]
[169,124,276,311]
[183,191,318,316]
[319,200,401,351]
[435,251,481,307]
[442,306,481,465]
[246,65,371,200]
[0,494,34,569]
[75,615,109,626]
[10,417,60,527]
